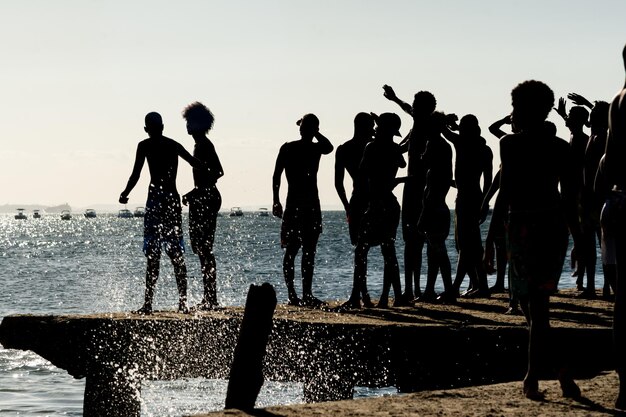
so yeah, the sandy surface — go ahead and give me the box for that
[77,289,613,331]
[195,371,624,417]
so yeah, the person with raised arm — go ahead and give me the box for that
[272,114,333,307]
[554,96,591,292]
[567,92,613,298]
[383,84,437,302]
[120,112,205,314]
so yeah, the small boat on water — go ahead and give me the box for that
[15,208,27,220]
[84,209,97,218]
[118,208,133,218]
[133,207,145,217]
[229,207,244,217]
[60,210,72,220]
[32,209,41,219]
[257,207,269,217]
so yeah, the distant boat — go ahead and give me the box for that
[118,209,133,218]
[229,207,244,217]
[257,207,269,217]
[32,209,41,219]
[60,210,71,220]
[84,209,97,218]
[133,207,145,217]
[15,208,27,220]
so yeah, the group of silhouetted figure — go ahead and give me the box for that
[119,46,626,409]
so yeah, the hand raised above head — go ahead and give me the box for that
[383,84,397,100]
[567,92,593,109]
[554,97,567,120]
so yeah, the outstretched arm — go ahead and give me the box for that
[176,142,205,170]
[568,92,594,110]
[120,144,146,203]
[383,84,413,116]
[488,115,511,139]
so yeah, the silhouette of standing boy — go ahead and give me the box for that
[335,112,376,308]
[120,112,204,314]
[272,114,333,307]
[181,102,224,310]
[601,43,626,410]
[357,113,407,308]
[486,81,582,400]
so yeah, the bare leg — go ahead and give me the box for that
[615,235,626,409]
[167,248,188,313]
[348,243,369,307]
[403,238,423,300]
[382,241,404,305]
[136,254,160,314]
[199,251,218,308]
[283,243,301,304]
[519,293,550,400]
[302,239,324,307]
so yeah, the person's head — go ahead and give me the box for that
[144,112,164,137]
[353,112,375,139]
[374,112,402,140]
[590,101,609,130]
[566,106,589,130]
[182,101,215,136]
[459,114,481,137]
[510,80,554,131]
[297,113,319,139]
[412,91,437,117]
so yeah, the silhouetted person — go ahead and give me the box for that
[485,81,582,400]
[272,114,333,307]
[120,112,204,314]
[356,112,407,308]
[482,115,512,296]
[181,102,223,310]
[554,97,590,290]
[335,112,376,308]
[417,112,454,302]
[383,85,436,302]
[567,93,612,299]
[600,43,626,410]
[442,114,493,300]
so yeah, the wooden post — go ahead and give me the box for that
[225,282,277,411]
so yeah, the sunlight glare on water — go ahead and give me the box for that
[0,210,589,416]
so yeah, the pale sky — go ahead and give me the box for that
[1,1,625,210]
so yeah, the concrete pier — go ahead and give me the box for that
[0,290,616,416]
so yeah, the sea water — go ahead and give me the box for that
[0,211,594,416]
